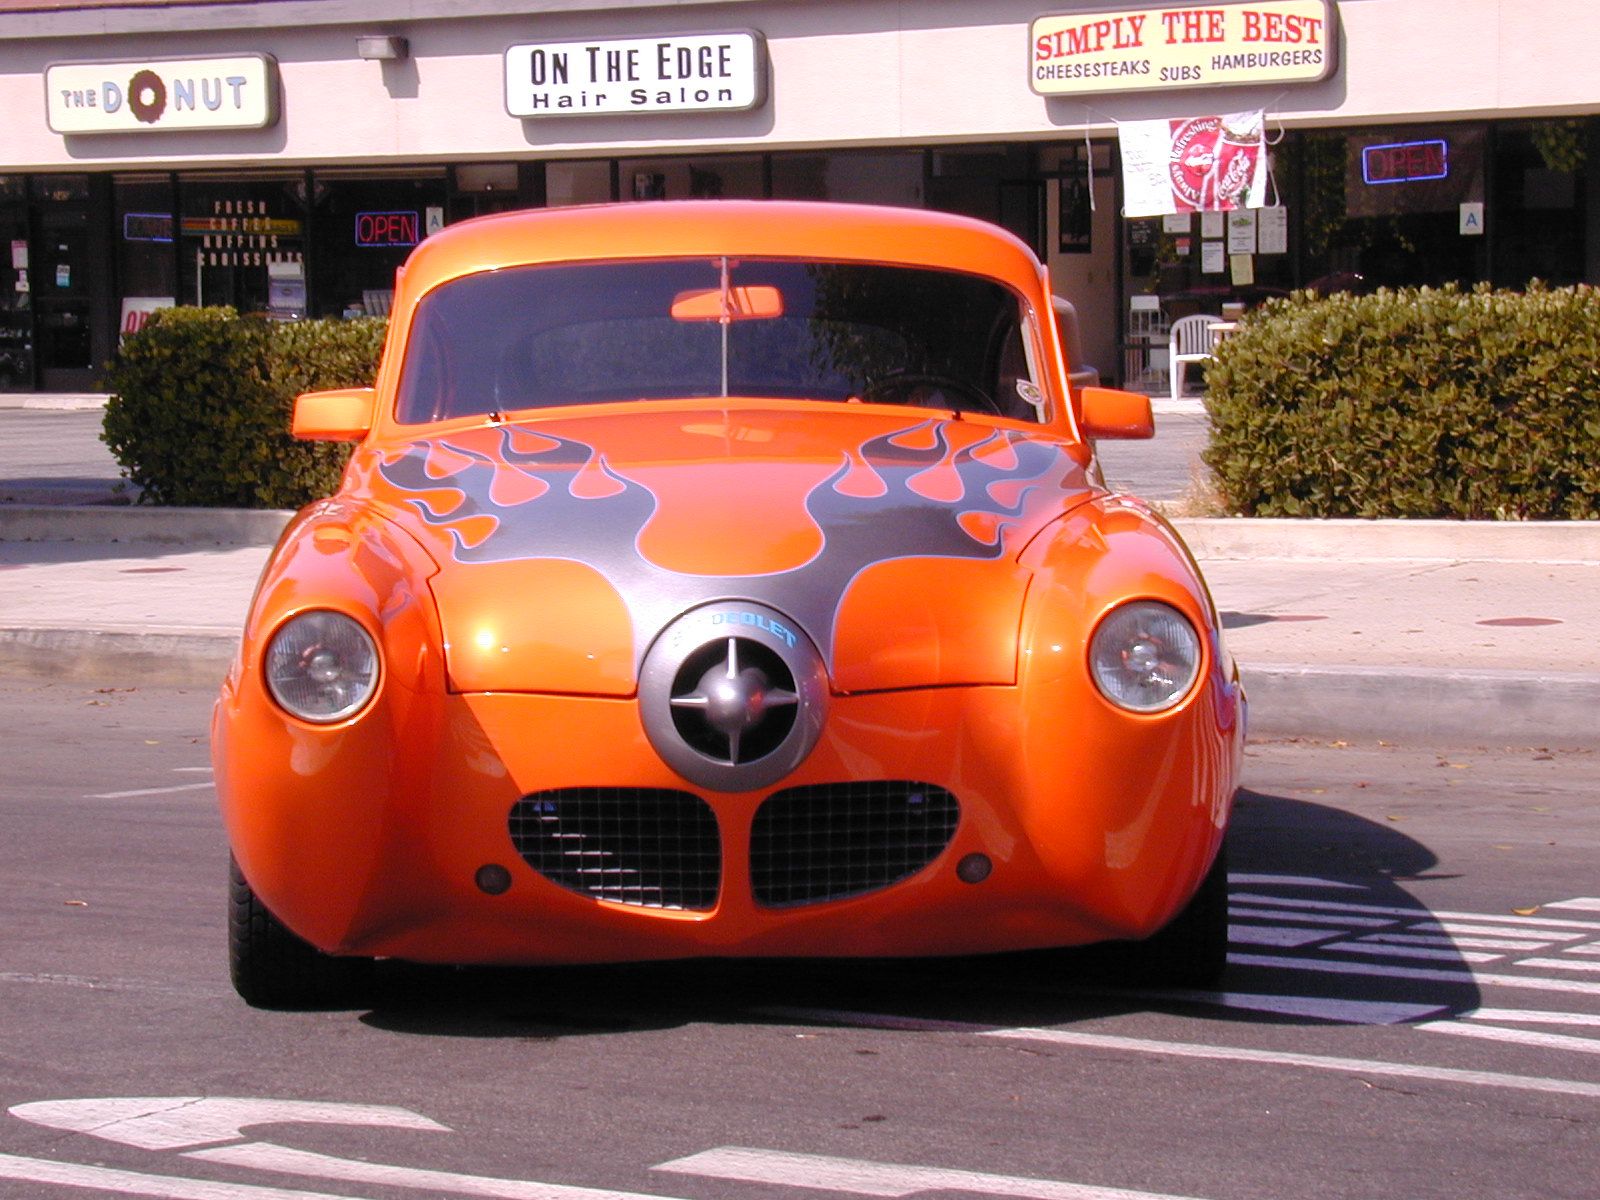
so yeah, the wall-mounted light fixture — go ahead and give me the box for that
[356,35,409,61]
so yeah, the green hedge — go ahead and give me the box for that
[1202,283,1600,519]
[104,308,387,508]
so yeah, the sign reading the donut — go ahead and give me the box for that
[45,55,279,134]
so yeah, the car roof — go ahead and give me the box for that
[393,200,1050,301]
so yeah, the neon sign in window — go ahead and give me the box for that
[355,211,420,248]
[1362,139,1449,186]
[123,212,174,242]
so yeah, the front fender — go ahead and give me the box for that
[1012,496,1243,934]
[212,500,450,951]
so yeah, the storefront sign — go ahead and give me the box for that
[355,211,420,248]
[1030,2,1334,96]
[505,32,766,117]
[45,55,279,134]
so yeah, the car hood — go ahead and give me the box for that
[349,406,1097,695]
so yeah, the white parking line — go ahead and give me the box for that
[190,1142,683,1200]
[1544,897,1600,912]
[1226,906,1395,929]
[0,1151,375,1200]
[1417,1021,1600,1056]
[1113,990,1445,1025]
[1408,920,1589,941]
[1227,952,1600,996]
[1230,894,1600,932]
[1358,933,1552,952]
[1516,958,1600,974]
[1319,942,1503,964]
[981,1026,1600,1100]
[1466,1007,1600,1027]
[86,782,214,800]
[655,1146,1208,1200]
[1226,925,1334,948]
[1228,875,1363,891]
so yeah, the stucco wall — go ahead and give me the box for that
[1,0,1596,171]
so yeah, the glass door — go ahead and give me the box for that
[0,176,33,391]
[31,175,95,391]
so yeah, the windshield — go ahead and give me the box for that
[394,258,1044,424]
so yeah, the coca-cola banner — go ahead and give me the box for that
[1119,110,1268,217]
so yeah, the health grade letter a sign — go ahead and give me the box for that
[506,33,766,118]
[1030,1,1333,97]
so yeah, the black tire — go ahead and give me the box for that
[1118,835,1230,988]
[229,854,375,1009]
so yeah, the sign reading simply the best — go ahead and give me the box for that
[506,33,766,117]
[45,55,279,133]
[1030,2,1334,96]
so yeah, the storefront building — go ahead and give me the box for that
[1,0,1595,392]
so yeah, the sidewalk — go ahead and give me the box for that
[2,503,1597,748]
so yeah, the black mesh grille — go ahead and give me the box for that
[750,782,960,907]
[509,788,720,910]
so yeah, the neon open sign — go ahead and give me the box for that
[1362,139,1449,185]
[354,211,419,247]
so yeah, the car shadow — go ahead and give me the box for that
[359,786,1482,1039]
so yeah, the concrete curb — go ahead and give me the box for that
[0,627,235,688]
[0,393,108,411]
[0,505,293,545]
[1242,663,1600,749]
[1179,517,1600,564]
[7,504,1600,562]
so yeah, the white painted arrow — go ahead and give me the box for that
[8,1097,448,1151]
[655,1147,1209,1200]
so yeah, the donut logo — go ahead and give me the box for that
[126,69,167,124]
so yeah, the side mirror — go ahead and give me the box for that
[1079,386,1154,441]
[292,387,376,442]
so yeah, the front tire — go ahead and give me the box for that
[229,855,374,1009]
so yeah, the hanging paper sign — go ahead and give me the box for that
[1120,109,1269,217]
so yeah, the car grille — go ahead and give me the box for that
[508,788,720,910]
[749,781,960,907]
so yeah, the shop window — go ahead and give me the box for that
[770,152,922,206]
[1490,121,1587,287]
[450,163,530,222]
[115,174,176,342]
[546,161,613,207]
[177,173,306,316]
[1290,125,1488,292]
[619,155,763,201]
[308,169,447,318]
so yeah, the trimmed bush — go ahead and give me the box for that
[1202,283,1600,519]
[104,308,387,508]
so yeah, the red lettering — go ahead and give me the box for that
[1035,14,1146,58]
[1243,11,1323,44]
[1161,8,1227,44]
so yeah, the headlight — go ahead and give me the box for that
[1088,601,1202,713]
[264,610,380,723]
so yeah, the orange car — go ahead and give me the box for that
[212,200,1244,1008]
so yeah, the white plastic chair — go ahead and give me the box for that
[1168,314,1223,402]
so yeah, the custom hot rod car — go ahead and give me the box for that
[213,200,1244,1008]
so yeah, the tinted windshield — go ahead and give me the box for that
[395,258,1042,424]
